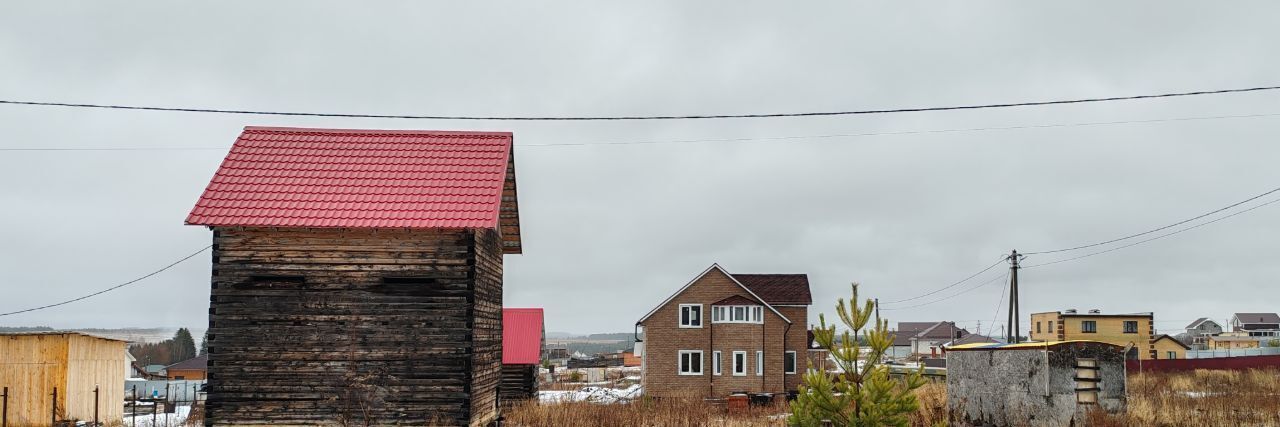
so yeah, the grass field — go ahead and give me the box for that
[506,369,1280,426]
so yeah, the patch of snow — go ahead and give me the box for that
[539,385,642,404]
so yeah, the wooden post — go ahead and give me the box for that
[51,387,57,427]
[93,385,99,427]
[131,385,137,427]
[3,386,8,427]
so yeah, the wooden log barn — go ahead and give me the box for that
[0,332,128,426]
[499,308,544,404]
[186,127,522,426]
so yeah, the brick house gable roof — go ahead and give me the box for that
[185,126,522,253]
[636,264,803,325]
[730,274,812,305]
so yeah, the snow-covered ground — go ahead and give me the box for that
[539,385,642,404]
[122,404,192,427]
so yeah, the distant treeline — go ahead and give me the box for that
[130,328,203,366]
[0,326,55,333]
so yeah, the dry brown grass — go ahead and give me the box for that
[1088,368,1280,426]
[909,383,948,427]
[504,393,787,427]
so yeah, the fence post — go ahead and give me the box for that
[93,385,99,427]
[51,387,57,427]
[131,385,137,427]
[3,386,8,427]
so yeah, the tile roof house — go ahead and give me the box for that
[188,127,521,426]
[1184,318,1224,349]
[165,355,208,381]
[892,321,971,356]
[636,264,812,398]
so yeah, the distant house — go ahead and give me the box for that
[1208,334,1261,350]
[187,127,523,427]
[622,351,642,367]
[0,332,128,425]
[166,355,208,381]
[1230,313,1280,337]
[1152,335,1190,359]
[1184,318,1223,349]
[942,334,999,350]
[501,308,544,404]
[636,264,812,398]
[892,321,970,357]
[1030,309,1159,360]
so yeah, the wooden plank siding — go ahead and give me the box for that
[498,365,538,403]
[205,227,503,426]
[0,333,125,426]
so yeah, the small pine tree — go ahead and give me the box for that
[199,330,209,356]
[789,283,927,427]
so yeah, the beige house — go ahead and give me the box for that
[1152,334,1190,359]
[1208,334,1261,350]
[636,264,811,398]
[0,332,127,425]
[1029,309,1158,360]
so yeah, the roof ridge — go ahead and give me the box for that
[244,126,513,137]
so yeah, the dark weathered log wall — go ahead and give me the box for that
[498,364,538,403]
[205,227,503,426]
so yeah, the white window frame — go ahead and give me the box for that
[712,305,765,324]
[677,350,704,375]
[678,304,702,328]
[755,351,763,376]
[732,351,747,376]
[784,351,797,374]
[712,351,722,375]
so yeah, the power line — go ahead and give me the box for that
[881,272,1009,311]
[1024,185,1280,255]
[3,111,1279,152]
[1,85,1277,121]
[990,274,1011,340]
[881,256,1007,305]
[0,245,211,317]
[1024,196,1280,269]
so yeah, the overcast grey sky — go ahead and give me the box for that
[2,2,1278,338]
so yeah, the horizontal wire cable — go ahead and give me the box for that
[0,245,212,317]
[1024,197,1280,269]
[1024,185,1280,255]
[1,85,1277,121]
[881,272,1010,311]
[881,256,1008,305]
[3,111,1278,152]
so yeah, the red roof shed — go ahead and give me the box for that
[503,308,544,365]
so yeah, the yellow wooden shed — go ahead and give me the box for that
[0,332,128,426]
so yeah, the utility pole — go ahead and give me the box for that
[874,298,880,320]
[1006,250,1023,344]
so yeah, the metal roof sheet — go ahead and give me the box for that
[503,308,544,365]
[185,127,521,252]
[947,340,1123,351]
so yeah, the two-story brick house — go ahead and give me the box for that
[636,264,812,398]
[1029,309,1159,360]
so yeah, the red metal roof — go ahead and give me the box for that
[186,126,522,252]
[503,308,544,365]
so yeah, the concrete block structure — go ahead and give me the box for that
[947,341,1126,427]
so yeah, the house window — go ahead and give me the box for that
[1082,321,1097,333]
[1123,321,1138,334]
[784,351,797,374]
[732,351,747,376]
[756,351,763,376]
[712,351,722,375]
[1036,322,1042,334]
[1049,321,1055,334]
[679,304,702,328]
[1167,351,1177,359]
[713,305,764,324]
[678,350,703,375]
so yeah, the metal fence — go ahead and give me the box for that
[1187,347,1280,358]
